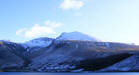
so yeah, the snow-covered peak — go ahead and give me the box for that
[23,37,53,48]
[56,31,100,42]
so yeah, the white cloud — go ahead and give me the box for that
[60,0,84,10]
[16,28,27,36]
[16,21,63,38]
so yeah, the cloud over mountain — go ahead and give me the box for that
[16,20,63,38]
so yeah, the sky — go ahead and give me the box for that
[0,0,139,44]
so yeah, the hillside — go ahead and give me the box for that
[0,32,139,72]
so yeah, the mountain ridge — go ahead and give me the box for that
[1,31,139,72]
[56,31,100,42]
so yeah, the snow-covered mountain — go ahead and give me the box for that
[1,31,139,72]
[56,31,100,42]
[27,40,139,72]
[24,37,53,48]
[22,37,54,52]
[22,31,100,52]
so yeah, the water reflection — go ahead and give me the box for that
[0,72,139,75]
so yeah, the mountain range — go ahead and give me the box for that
[0,31,139,72]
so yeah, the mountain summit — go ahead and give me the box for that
[22,31,100,52]
[56,31,100,41]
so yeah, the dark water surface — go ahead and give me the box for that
[0,72,139,75]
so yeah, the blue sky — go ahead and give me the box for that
[0,0,139,44]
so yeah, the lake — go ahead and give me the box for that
[0,72,139,75]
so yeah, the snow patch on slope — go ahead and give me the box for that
[22,37,53,51]
[24,39,52,48]
[99,55,139,72]
[56,31,100,42]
